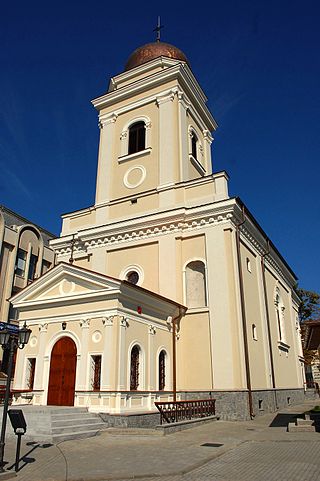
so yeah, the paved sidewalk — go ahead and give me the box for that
[1,399,319,481]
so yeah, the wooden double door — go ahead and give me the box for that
[47,337,77,406]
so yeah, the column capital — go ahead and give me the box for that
[102,316,114,327]
[80,318,90,329]
[119,316,129,328]
[148,325,156,335]
[156,89,176,106]
[99,113,118,129]
[39,323,48,333]
[203,129,213,144]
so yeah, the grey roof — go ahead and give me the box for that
[0,205,56,246]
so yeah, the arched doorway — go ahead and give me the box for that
[47,337,77,406]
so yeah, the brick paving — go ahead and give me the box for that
[0,399,318,481]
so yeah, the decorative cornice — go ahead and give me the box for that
[92,63,217,131]
[54,205,234,257]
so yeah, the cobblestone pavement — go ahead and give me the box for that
[116,441,320,481]
[1,399,318,481]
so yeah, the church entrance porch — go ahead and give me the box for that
[47,337,77,406]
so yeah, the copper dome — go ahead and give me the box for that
[125,41,189,71]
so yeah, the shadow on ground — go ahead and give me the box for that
[7,441,53,473]
[269,411,320,432]
[269,413,302,427]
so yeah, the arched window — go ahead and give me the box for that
[128,121,145,155]
[130,345,140,390]
[191,132,198,160]
[159,350,166,391]
[185,260,207,308]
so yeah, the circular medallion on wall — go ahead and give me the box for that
[123,165,146,189]
[92,330,102,343]
[29,336,37,348]
[59,279,75,295]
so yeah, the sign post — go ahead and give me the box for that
[8,409,27,472]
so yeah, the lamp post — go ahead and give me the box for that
[0,322,31,472]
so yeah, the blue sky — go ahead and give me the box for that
[1,0,319,293]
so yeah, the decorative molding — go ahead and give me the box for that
[39,323,48,333]
[123,165,146,189]
[156,89,176,106]
[148,325,156,335]
[102,316,114,327]
[80,318,90,329]
[98,113,118,129]
[119,316,129,328]
[203,130,213,144]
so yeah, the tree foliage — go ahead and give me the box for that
[296,288,320,323]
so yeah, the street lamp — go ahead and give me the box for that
[0,321,31,472]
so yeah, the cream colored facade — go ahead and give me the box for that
[0,206,55,369]
[11,44,304,418]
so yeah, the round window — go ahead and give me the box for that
[126,271,139,285]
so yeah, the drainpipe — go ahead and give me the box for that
[171,307,185,402]
[261,239,278,409]
[235,206,254,419]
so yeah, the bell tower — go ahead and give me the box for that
[92,41,221,221]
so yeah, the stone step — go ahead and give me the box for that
[52,422,108,435]
[288,422,316,432]
[105,427,163,436]
[296,418,314,426]
[46,407,88,414]
[52,429,103,443]
[52,416,103,427]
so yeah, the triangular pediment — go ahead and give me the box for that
[11,263,121,306]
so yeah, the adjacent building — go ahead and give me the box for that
[0,205,55,370]
[11,40,305,419]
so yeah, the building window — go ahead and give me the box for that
[185,260,207,308]
[252,324,258,341]
[130,345,140,390]
[28,254,38,282]
[159,350,166,391]
[26,358,36,390]
[90,355,101,391]
[126,271,139,285]
[191,132,198,160]
[128,122,145,155]
[41,260,51,275]
[246,257,252,273]
[15,249,27,277]
[121,265,144,286]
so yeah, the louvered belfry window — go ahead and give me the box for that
[130,345,140,390]
[128,122,145,154]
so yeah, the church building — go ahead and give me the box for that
[11,40,305,420]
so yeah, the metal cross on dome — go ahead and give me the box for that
[153,16,164,42]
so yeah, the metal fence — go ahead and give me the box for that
[155,398,216,424]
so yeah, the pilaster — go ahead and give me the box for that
[101,316,114,390]
[157,91,176,191]
[117,316,128,390]
[147,325,156,390]
[33,322,48,390]
[78,318,90,390]
[95,114,117,206]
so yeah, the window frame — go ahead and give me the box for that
[119,117,152,161]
